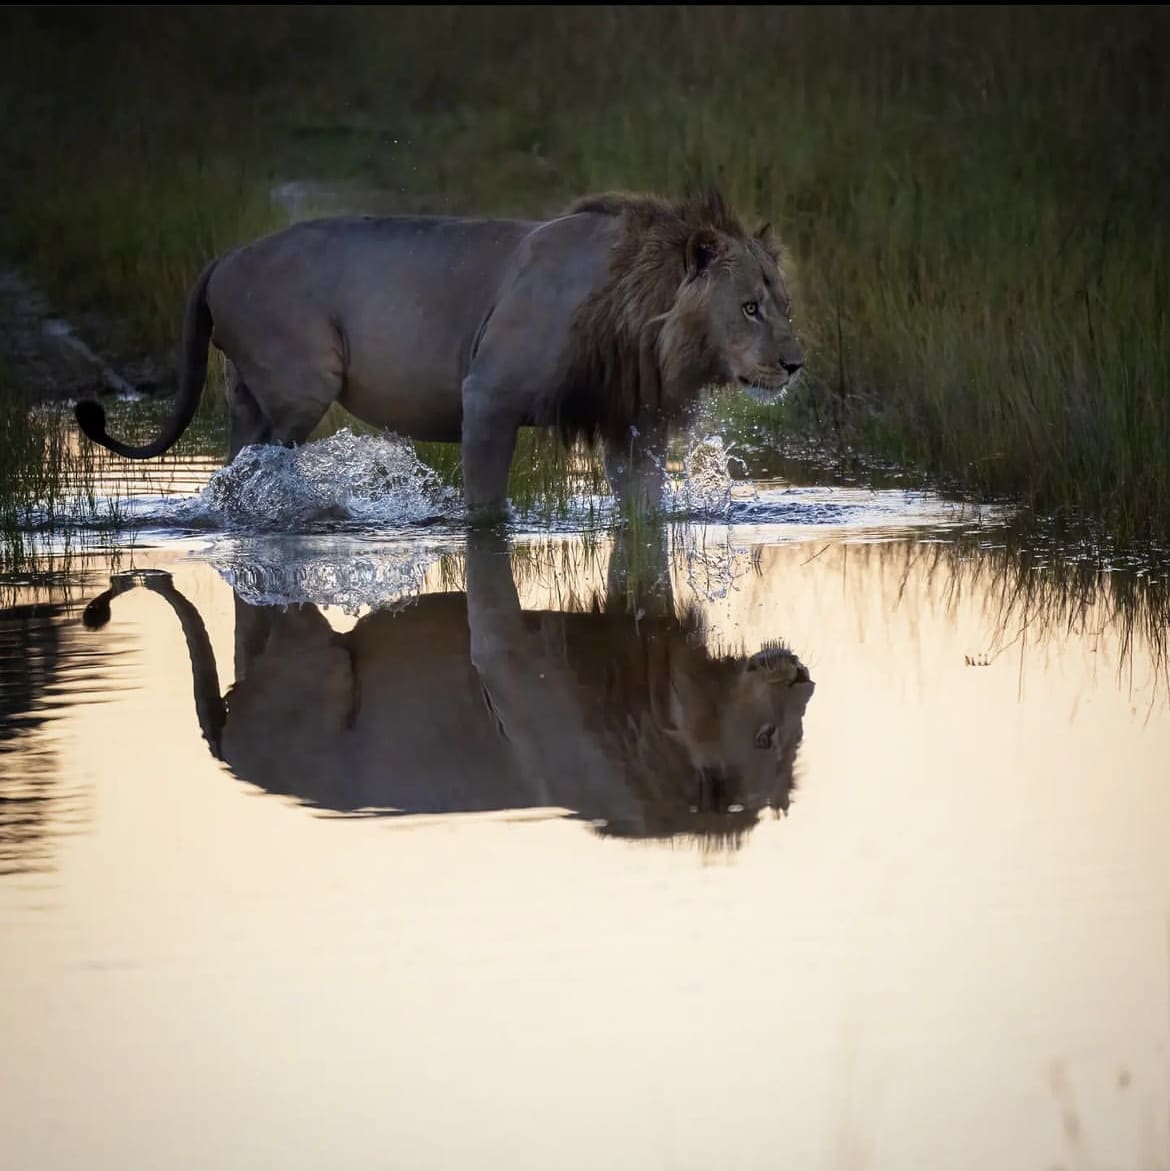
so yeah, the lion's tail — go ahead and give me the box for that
[75,259,217,460]
[84,570,226,756]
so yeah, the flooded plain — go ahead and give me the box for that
[2,432,1169,1171]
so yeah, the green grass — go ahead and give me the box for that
[414,434,612,524]
[0,6,1167,543]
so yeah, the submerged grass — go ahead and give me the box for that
[0,7,1167,543]
[882,521,1170,701]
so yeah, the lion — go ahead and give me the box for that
[82,534,814,847]
[75,190,805,518]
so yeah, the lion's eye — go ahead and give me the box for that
[743,301,759,319]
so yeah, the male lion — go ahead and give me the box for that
[81,534,815,847]
[75,191,804,518]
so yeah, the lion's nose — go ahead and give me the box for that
[783,359,804,376]
[697,765,730,811]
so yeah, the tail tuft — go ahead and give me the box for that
[82,592,114,629]
[75,399,108,443]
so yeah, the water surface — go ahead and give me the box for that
[1,436,1168,1171]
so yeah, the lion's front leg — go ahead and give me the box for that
[461,374,519,523]
[464,532,640,822]
[603,419,669,520]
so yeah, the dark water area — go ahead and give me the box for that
[1,434,1169,1171]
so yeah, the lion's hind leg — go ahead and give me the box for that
[227,359,342,460]
[227,369,273,459]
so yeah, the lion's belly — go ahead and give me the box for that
[340,367,465,443]
[335,265,490,444]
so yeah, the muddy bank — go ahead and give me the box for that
[0,265,170,404]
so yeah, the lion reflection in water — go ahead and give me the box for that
[84,537,814,847]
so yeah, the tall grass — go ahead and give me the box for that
[0,379,228,571]
[1,7,1167,541]
[0,366,100,568]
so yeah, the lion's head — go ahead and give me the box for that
[665,218,804,405]
[561,189,805,442]
[646,629,813,842]
[557,606,815,849]
[671,638,813,815]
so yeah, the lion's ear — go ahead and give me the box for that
[755,222,780,261]
[685,229,722,280]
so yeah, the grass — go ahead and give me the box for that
[413,434,611,524]
[0,363,102,568]
[0,373,228,573]
[0,6,1167,544]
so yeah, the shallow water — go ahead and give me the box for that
[2,435,1169,1171]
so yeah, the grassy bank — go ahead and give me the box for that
[1,6,1167,542]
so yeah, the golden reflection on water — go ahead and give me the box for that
[1,530,1168,1171]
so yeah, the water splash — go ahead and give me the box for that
[210,536,448,614]
[667,433,751,520]
[175,429,456,531]
[675,527,755,603]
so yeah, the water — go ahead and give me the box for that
[2,431,1168,1171]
